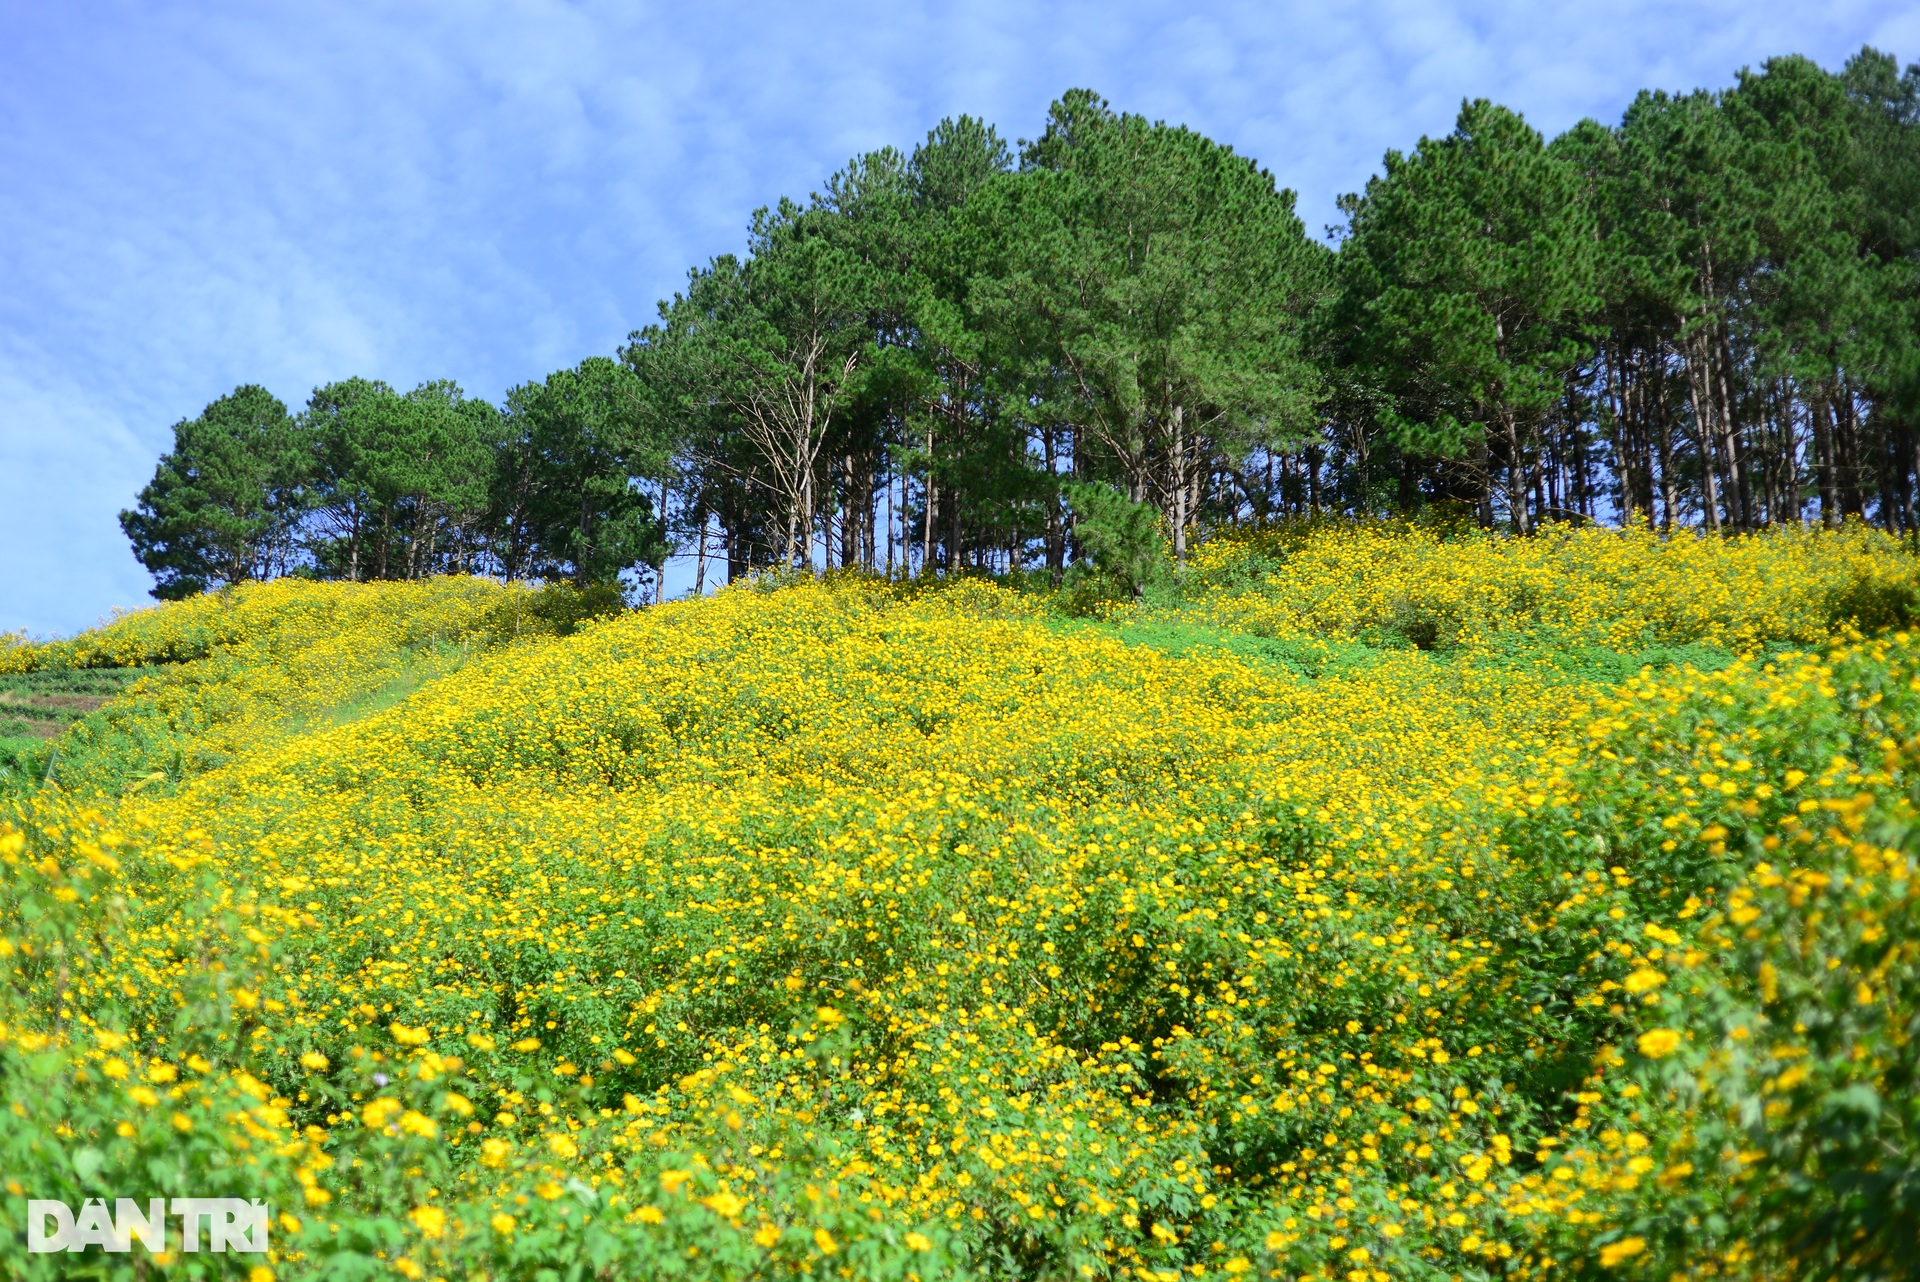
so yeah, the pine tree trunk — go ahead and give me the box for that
[1044,425,1064,584]
[1876,410,1901,532]
[862,455,876,569]
[1607,339,1637,526]
[1812,387,1840,527]
[1837,385,1866,518]
[1654,358,1678,534]
[1638,345,1658,528]
[1715,321,1748,529]
[1500,407,1531,536]
[1171,405,1188,567]
[1683,332,1722,532]
[921,436,936,577]
[694,505,707,596]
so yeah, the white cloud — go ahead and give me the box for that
[0,0,1910,631]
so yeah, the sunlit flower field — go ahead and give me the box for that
[5,522,1920,1281]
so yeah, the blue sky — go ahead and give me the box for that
[3,0,1916,636]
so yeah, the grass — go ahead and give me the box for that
[0,639,474,802]
[293,639,477,734]
[0,667,161,794]
[1045,610,1750,690]
[0,666,158,738]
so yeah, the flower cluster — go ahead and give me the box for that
[1175,519,1919,656]
[3,524,1917,1280]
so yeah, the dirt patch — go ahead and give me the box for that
[0,691,110,714]
[0,714,62,740]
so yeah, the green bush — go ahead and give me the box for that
[1064,483,1171,599]
[485,581,630,641]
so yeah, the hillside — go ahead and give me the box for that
[5,522,1920,1280]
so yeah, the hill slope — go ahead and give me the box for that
[5,523,1920,1280]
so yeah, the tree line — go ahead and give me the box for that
[125,47,1920,600]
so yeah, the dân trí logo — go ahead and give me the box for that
[27,1198,269,1254]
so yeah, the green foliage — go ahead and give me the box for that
[980,91,1326,548]
[303,377,498,582]
[1336,100,1598,532]
[1063,482,1171,598]
[496,357,667,588]
[119,385,304,598]
[1487,636,1920,1280]
[0,739,52,797]
[0,669,161,799]
[1825,565,1920,631]
[497,581,631,638]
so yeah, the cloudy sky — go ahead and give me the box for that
[3,0,1916,635]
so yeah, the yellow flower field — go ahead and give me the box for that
[4,522,1919,1280]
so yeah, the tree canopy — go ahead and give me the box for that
[125,48,1920,601]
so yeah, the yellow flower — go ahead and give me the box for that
[814,1228,839,1254]
[702,1190,746,1218]
[300,1051,329,1070]
[398,1111,438,1138]
[362,1098,402,1129]
[1636,1029,1682,1059]
[905,1231,933,1252]
[24,525,1912,1282]
[393,1258,423,1280]
[1599,1236,1647,1267]
[409,1206,446,1239]
[491,1213,515,1235]
[249,1267,275,1282]
[1623,969,1666,994]
[171,1114,193,1132]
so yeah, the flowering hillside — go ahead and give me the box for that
[4,523,1920,1281]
